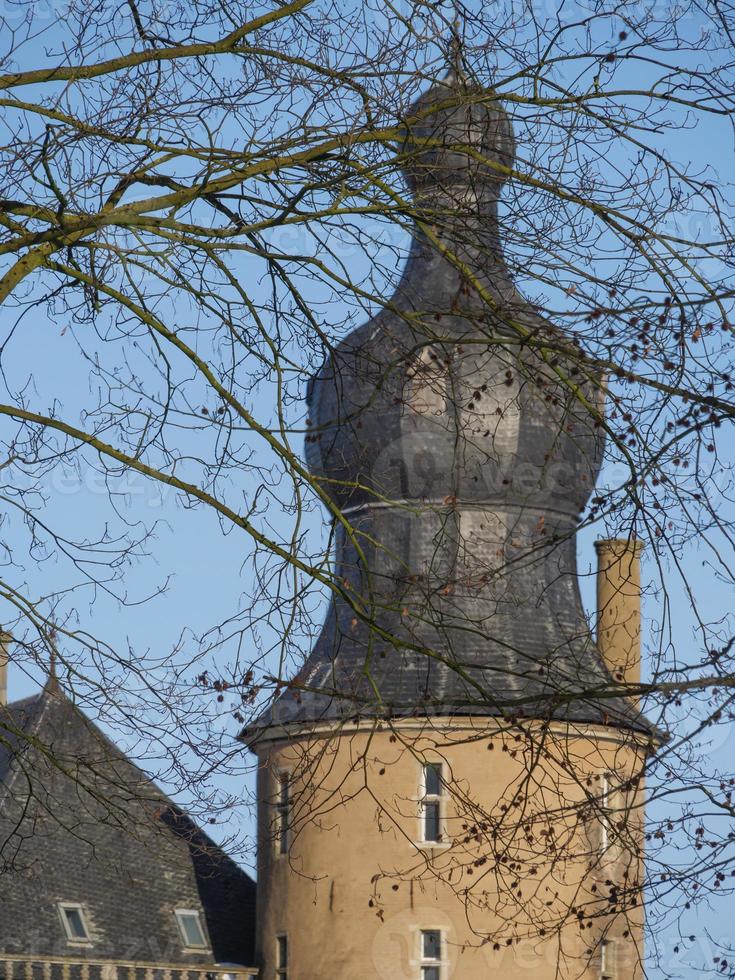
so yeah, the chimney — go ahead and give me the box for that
[0,631,9,706]
[594,539,644,697]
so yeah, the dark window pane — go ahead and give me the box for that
[422,968,441,980]
[277,935,288,968]
[276,774,290,854]
[63,908,88,940]
[278,810,288,854]
[422,930,441,960]
[279,774,289,807]
[424,763,442,796]
[176,911,206,947]
[278,808,288,854]
[424,801,441,842]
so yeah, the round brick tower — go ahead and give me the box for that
[244,74,656,980]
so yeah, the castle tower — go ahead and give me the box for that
[245,76,656,979]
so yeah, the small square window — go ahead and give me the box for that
[175,909,208,949]
[58,904,91,943]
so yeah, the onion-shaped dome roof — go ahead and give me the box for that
[249,75,655,739]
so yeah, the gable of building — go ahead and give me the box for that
[0,688,255,967]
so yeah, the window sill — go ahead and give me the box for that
[414,840,452,852]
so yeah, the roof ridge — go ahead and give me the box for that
[4,692,43,709]
[1,685,247,869]
[0,688,51,805]
[1,686,256,965]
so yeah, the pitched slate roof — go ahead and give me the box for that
[0,686,255,966]
[0,693,43,786]
[248,77,656,741]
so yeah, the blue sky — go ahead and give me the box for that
[2,2,735,975]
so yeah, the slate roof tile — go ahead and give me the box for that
[0,687,255,967]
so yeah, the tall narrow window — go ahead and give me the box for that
[276,934,288,980]
[58,903,91,943]
[599,774,611,855]
[600,938,616,979]
[422,763,443,843]
[586,772,620,858]
[275,771,290,855]
[420,929,443,980]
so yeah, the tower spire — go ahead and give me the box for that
[251,78,652,738]
[247,73,654,980]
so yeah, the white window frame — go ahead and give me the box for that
[57,903,92,944]
[599,773,611,855]
[273,769,291,857]
[417,928,446,980]
[419,762,447,846]
[599,772,627,857]
[174,908,209,950]
[276,933,288,980]
[600,938,616,979]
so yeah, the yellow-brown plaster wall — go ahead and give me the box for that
[252,717,649,979]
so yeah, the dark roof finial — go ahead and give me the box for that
[448,13,465,81]
[47,629,60,694]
